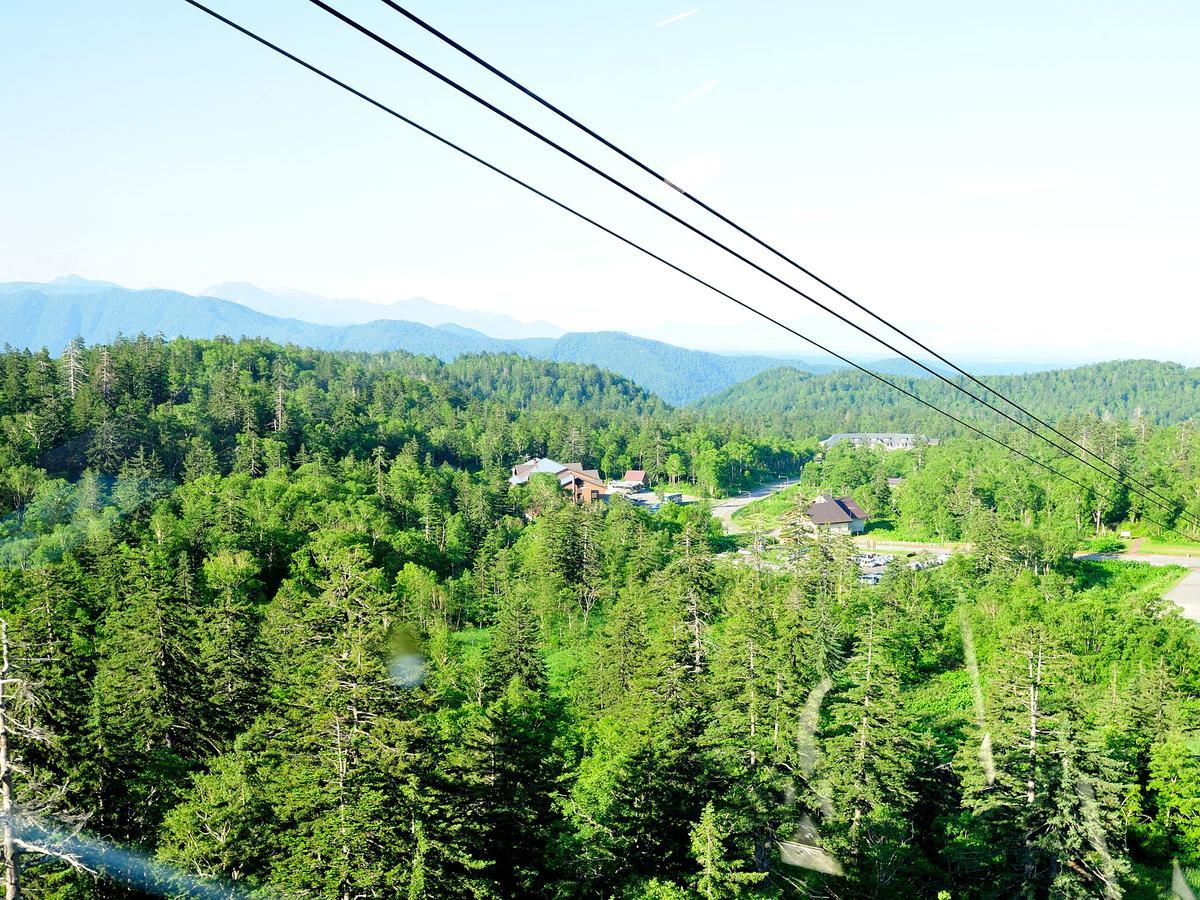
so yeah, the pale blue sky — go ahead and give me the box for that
[3,1,1198,361]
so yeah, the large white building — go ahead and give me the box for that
[819,433,938,451]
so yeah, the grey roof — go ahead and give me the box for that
[822,432,916,443]
[510,457,574,485]
[820,433,942,449]
[805,495,869,525]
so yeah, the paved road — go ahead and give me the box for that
[1168,569,1200,623]
[711,478,796,534]
[1074,551,1200,569]
[1075,551,1200,623]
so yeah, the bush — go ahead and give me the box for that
[1090,535,1127,553]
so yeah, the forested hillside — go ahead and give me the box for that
[795,425,1200,548]
[0,281,833,404]
[698,360,1200,433]
[513,331,833,405]
[0,338,801,502]
[0,337,1197,898]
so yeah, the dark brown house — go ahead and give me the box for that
[804,495,869,534]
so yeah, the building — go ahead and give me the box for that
[608,469,649,494]
[819,433,939,452]
[804,494,870,534]
[509,458,606,504]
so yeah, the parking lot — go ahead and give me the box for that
[856,549,952,584]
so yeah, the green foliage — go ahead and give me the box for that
[689,802,767,898]
[0,336,1197,899]
[699,360,1200,430]
[0,282,840,405]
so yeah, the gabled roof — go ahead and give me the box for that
[556,472,604,487]
[511,457,605,487]
[622,469,647,482]
[805,495,869,525]
[511,457,571,485]
[839,497,868,518]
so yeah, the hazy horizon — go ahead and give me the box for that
[7,272,1192,372]
[3,1,1197,363]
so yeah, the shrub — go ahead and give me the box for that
[1090,535,1126,553]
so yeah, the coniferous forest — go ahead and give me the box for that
[0,336,1198,898]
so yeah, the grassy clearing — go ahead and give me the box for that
[1121,861,1177,899]
[1068,558,1186,594]
[733,490,943,544]
[1138,536,1200,555]
[730,483,806,531]
[1109,522,1200,555]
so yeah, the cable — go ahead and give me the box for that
[305,0,1199,532]
[178,0,1197,544]
[376,0,1190,528]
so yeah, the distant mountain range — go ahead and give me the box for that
[0,278,509,365]
[0,277,1062,405]
[200,281,564,340]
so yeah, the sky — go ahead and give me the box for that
[2,0,1198,363]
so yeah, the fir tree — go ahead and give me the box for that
[689,802,765,899]
[484,590,546,698]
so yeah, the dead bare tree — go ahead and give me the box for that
[1,621,16,900]
[0,620,91,899]
[93,347,114,402]
[60,339,86,402]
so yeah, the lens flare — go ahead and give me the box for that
[384,624,427,688]
[17,817,263,899]
[778,676,842,876]
[959,609,995,784]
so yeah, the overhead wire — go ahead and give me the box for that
[178,0,1197,543]
[302,0,1199,533]
[373,0,1185,525]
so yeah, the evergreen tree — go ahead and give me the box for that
[819,602,916,888]
[195,550,262,745]
[689,802,765,899]
[91,547,197,841]
[484,590,547,698]
[959,624,1133,897]
[250,537,422,899]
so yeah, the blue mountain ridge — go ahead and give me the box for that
[0,280,1053,405]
